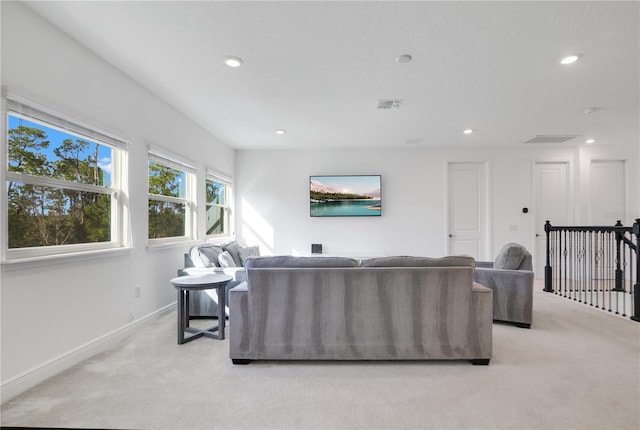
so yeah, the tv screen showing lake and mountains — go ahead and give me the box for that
[310,175,382,217]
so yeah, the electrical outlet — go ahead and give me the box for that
[135,286,141,298]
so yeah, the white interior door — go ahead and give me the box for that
[590,160,625,225]
[534,162,570,276]
[447,162,489,260]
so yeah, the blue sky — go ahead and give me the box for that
[8,114,112,185]
[310,175,380,195]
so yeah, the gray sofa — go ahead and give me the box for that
[229,255,493,365]
[473,243,535,328]
[180,241,257,317]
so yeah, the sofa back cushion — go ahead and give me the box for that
[222,241,245,266]
[360,255,475,268]
[244,255,359,269]
[239,246,260,266]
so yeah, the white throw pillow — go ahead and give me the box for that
[218,251,237,268]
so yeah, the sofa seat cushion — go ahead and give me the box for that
[183,266,246,283]
[244,255,359,269]
[360,255,475,268]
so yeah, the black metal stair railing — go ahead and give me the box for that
[544,219,640,322]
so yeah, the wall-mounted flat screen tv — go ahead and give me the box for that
[310,175,382,217]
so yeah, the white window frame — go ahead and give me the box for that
[205,169,233,238]
[2,91,129,262]
[147,147,197,245]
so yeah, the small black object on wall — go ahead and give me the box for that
[311,244,323,254]
[522,208,529,214]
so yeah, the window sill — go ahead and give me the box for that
[1,247,131,271]
[146,238,200,251]
[205,235,236,244]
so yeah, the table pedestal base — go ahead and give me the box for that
[175,282,227,344]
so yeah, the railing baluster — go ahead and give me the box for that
[594,230,600,309]
[576,230,579,299]
[544,220,553,293]
[545,220,639,322]
[615,220,624,292]
[585,231,598,308]
[631,218,640,322]
[563,230,568,298]
[621,236,628,317]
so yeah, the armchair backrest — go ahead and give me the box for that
[519,254,533,271]
[494,243,532,270]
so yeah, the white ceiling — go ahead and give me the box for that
[22,1,640,151]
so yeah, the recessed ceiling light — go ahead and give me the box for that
[585,138,595,144]
[463,129,474,134]
[584,107,601,114]
[275,129,286,135]
[560,54,582,65]
[396,54,412,63]
[224,55,243,68]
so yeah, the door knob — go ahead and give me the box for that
[449,234,455,238]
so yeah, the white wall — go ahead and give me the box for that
[0,2,235,397]
[2,0,639,403]
[236,144,638,265]
[577,144,640,226]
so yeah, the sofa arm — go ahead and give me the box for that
[474,267,534,289]
[229,282,250,361]
[184,252,195,268]
[473,267,534,325]
[230,282,248,293]
[470,282,493,359]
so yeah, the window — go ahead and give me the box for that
[206,171,232,237]
[4,97,128,260]
[148,150,196,242]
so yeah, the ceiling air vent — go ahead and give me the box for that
[523,135,580,144]
[377,99,403,110]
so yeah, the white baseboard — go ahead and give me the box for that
[0,303,175,404]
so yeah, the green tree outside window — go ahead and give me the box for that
[206,178,229,236]
[148,160,189,239]
[6,117,113,249]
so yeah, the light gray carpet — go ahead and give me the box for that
[2,282,639,430]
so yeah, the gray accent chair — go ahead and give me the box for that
[229,255,493,365]
[473,243,535,328]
